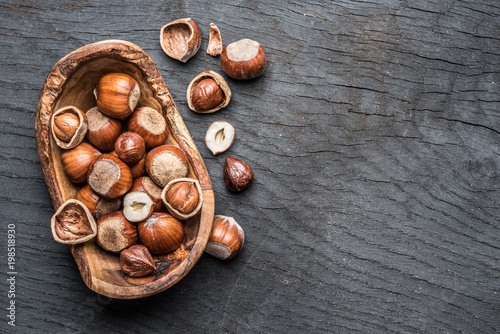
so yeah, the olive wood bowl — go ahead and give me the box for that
[35,40,214,299]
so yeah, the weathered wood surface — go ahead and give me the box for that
[1,0,499,333]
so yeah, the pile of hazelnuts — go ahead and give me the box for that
[51,18,263,278]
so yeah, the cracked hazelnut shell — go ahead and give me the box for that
[221,39,266,80]
[160,18,201,63]
[161,178,203,220]
[207,23,222,56]
[51,199,97,245]
[51,106,88,149]
[186,71,231,113]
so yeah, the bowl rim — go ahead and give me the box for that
[35,39,214,299]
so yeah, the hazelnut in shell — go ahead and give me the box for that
[220,39,266,80]
[96,211,138,253]
[51,199,97,245]
[138,212,185,255]
[145,145,189,188]
[61,142,101,184]
[51,106,88,149]
[130,176,164,212]
[76,184,122,219]
[186,71,231,113]
[120,245,156,277]
[160,18,201,63]
[161,178,203,220]
[95,73,140,119]
[223,156,254,192]
[114,131,146,166]
[87,153,133,198]
[127,106,169,149]
[130,154,147,179]
[86,106,122,151]
[205,215,244,260]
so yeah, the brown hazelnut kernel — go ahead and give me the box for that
[190,79,224,111]
[120,245,156,277]
[223,156,254,192]
[114,131,146,166]
[166,181,199,214]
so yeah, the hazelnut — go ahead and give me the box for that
[51,199,97,245]
[205,215,244,260]
[205,120,235,155]
[61,142,101,184]
[87,153,133,198]
[95,73,140,119]
[207,23,222,56]
[127,106,169,149]
[138,212,185,255]
[220,39,266,79]
[145,145,189,188]
[96,211,138,253]
[76,184,122,219]
[130,154,147,179]
[123,191,154,223]
[51,106,88,149]
[120,245,156,277]
[130,176,164,212]
[223,156,254,192]
[86,106,122,151]
[114,131,146,166]
[160,18,201,63]
[161,178,203,220]
[186,71,231,113]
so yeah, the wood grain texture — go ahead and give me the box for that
[1,0,499,332]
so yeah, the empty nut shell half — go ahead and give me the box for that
[51,199,97,245]
[160,18,201,63]
[51,106,88,149]
[186,71,231,113]
[205,120,235,155]
[207,23,222,56]
[161,178,203,220]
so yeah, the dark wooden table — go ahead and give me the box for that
[1,0,499,333]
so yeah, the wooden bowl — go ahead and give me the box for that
[35,40,214,299]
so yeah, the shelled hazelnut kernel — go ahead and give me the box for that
[130,176,164,212]
[114,131,146,166]
[120,245,156,277]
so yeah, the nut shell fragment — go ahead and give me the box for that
[207,23,222,56]
[51,106,88,149]
[160,18,201,63]
[205,120,235,155]
[186,71,231,113]
[51,199,97,244]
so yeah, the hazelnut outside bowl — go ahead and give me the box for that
[35,40,215,299]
